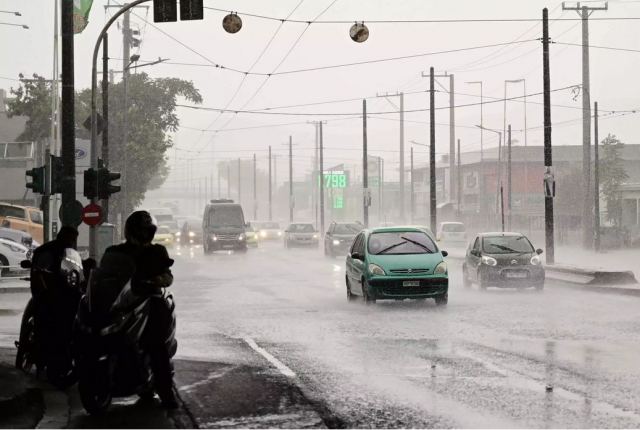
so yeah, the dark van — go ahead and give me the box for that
[202,200,248,254]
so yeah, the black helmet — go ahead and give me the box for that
[124,211,157,244]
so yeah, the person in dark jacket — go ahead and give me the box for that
[100,211,178,409]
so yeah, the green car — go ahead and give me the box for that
[345,227,449,305]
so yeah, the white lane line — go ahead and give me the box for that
[244,337,296,378]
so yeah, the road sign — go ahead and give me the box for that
[82,203,103,226]
[59,200,84,227]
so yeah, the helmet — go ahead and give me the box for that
[124,211,157,244]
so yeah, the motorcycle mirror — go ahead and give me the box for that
[20,260,31,269]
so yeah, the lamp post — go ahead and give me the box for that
[505,78,528,213]
[466,81,485,223]
[475,125,502,225]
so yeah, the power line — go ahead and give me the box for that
[555,40,640,54]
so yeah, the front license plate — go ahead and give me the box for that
[505,271,527,279]
[403,281,420,287]
[222,244,234,249]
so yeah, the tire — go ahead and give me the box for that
[0,255,9,277]
[534,282,544,291]
[435,293,448,306]
[79,361,112,415]
[346,278,356,302]
[15,299,36,372]
[362,279,376,305]
[462,265,471,289]
[478,271,488,291]
[203,242,212,255]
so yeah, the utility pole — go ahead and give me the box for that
[594,101,600,252]
[507,124,512,231]
[363,99,369,227]
[399,92,404,222]
[466,81,484,223]
[410,147,414,223]
[457,139,461,218]
[378,157,383,222]
[120,8,133,229]
[237,157,241,204]
[253,153,257,220]
[60,0,76,228]
[102,33,110,221]
[563,1,607,248]
[217,165,221,198]
[429,67,437,233]
[227,163,231,199]
[268,146,272,221]
[288,136,294,223]
[543,7,555,264]
[319,122,325,234]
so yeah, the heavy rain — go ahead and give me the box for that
[1,1,640,428]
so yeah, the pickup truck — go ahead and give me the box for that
[0,203,43,244]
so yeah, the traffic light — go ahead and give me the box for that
[51,156,64,194]
[25,166,45,194]
[84,168,98,200]
[180,0,203,20]
[97,167,121,200]
[153,0,177,22]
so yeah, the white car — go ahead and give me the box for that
[0,237,30,276]
[436,222,467,246]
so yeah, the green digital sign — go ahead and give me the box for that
[319,171,348,189]
[333,195,344,209]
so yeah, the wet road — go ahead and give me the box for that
[170,241,640,428]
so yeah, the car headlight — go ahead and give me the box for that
[175,231,181,237]
[368,263,385,276]
[277,231,283,236]
[530,255,542,265]
[238,234,245,241]
[260,231,267,237]
[189,231,195,238]
[332,239,340,246]
[434,261,448,275]
[2,242,25,253]
[312,234,318,239]
[211,235,218,242]
[481,255,497,266]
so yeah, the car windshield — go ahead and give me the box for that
[208,206,244,227]
[368,231,437,255]
[334,224,361,235]
[442,223,465,232]
[482,236,534,254]
[0,205,25,219]
[289,224,314,233]
[155,214,174,222]
[158,226,171,234]
[261,222,280,229]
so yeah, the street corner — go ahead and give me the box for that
[0,352,44,429]
[174,359,329,428]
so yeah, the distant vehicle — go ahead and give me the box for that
[345,227,448,305]
[436,222,467,246]
[152,226,175,248]
[176,216,203,245]
[462,232,544,290]
[245,223,259,248]
[324,222,363,257]
[0,237,30,276]
[147,208,179,234]
[0,203,43,244]
[255,221,282,241]
[202,200,248,254]
[0,226,34,250]
[284,223,319,248]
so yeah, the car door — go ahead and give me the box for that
[351,233,366,294]
[346,233,359,288]
[468,236,481,281]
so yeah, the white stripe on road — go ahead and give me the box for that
[244,337,296,378]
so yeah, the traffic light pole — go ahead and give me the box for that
[102,33,110,222]
[43,149,51,242]
[542,8,555,264]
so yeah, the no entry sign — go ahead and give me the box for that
[82,203,103,226]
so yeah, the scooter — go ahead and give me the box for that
[15,249,84,389]
[74,267,176,415]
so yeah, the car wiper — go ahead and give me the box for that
[400,236,433,253]
[375,241,407,254]
[491,244,519,253]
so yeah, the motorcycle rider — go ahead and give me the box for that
[29,226,81,374]
[99,211,178,409]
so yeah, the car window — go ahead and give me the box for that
[472,237,480,251]
[333,223,361,235]
[353,233,364,254]
[208,206,245,227]
[158,226,171,234]
[350,233,361,254]
[262,222,280,229]
[368,231,437,255]
[442,223,465,232]
[29,210,43,225]
[482,236,535,254]
[0,205,25,219]
[288,224,314,232]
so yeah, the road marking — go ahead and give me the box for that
[244,337,296,378]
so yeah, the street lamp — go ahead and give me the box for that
[505,78,528,213]
[466,81,485,219]
[475,125,503,229]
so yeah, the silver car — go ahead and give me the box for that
[284,223,320,248]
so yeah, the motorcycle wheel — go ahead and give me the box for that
[79,373,112,415]
[15,299,36,373]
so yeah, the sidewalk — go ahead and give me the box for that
[554,245,640,281]
[0,277,29,294]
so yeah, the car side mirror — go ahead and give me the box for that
[536,248,543,255]
[470,250,479,257]
[441,250,448,257]
[20,260,32,269]
[325,231,330,236]
[351,252,363,261]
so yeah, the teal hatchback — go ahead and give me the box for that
[345,227,449,305]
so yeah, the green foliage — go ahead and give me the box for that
[75,72,202,212]
[599,134,628,226]
[6,74,53,143]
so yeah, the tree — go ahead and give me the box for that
[6,74,53,144]
[76,72,202,213]
[599,134,628,226]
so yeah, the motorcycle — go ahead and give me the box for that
[14,248,84,389]
[74,263,176,415]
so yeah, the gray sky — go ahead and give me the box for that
[2,0,639,185]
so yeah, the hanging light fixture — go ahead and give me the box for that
[222,12,242,34]
[349,22,369,43]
